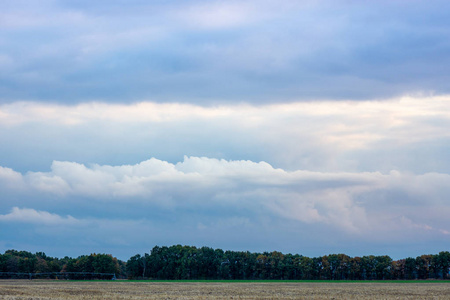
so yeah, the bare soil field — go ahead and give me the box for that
[0,280,449,300]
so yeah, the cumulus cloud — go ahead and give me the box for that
[0,156,449,238]
[1,155,449,258]
[0,166,24,189]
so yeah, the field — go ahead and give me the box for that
[0,280,449,299]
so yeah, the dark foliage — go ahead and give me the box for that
[1,247,449,280]
[126,246,450,280]
[0,250,125,279]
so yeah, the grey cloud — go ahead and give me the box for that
[1,1,450,103]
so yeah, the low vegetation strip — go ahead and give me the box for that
[0,271,116,280]
[126,279,450,283]
[1,280,450,299]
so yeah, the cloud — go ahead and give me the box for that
[1,155,450,258]
[1,96,450,174]
[2,1,450,259]
[0,207,78,225]
[0,166,24,189]
[1,1,450,102]
[0,156,449,238]
[174,2,260,30]
[3,96,450,144]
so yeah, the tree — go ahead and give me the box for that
[404,257,417,279]
[299,256,314,279]
[437,251,450,279]
[268,251,284,279]
[256,254,269,279]
[416,255,432,279]
[361,256,376,280]
[349,257,362,280]
[374,255,392,280]
[92,254,120,274]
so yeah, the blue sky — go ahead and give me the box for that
[1,0,450,260]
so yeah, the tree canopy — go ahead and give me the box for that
[1,247,449,280]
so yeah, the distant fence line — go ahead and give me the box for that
[0,272,116,280]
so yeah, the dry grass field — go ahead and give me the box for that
[0,280,449,300]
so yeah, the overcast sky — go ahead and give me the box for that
[1,0,450,260]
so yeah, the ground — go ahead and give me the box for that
[0,280,449,299]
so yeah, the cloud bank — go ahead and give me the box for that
[1,96,450,258]
[1,0,450,103]
[1,155,449,258]
[1,96,450,174]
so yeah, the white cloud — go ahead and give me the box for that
[2,95,450,174]
[0,101,235,125]
[173,2,264,30]
[1,156,449,237]
[2,95,450,150]
[0,207,78,225]
[0,166,25,189]
[3,95,450,140]
[26,171,71,196]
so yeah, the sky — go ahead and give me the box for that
[1,0,450,260]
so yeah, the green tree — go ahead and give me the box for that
[349,257,362,280]
[404,257,417,279]
[437,251,450,279]
[416,255,432,279]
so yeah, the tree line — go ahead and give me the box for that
[0,250,126,279]
[1,247,449,280]
[126,246,450,280]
